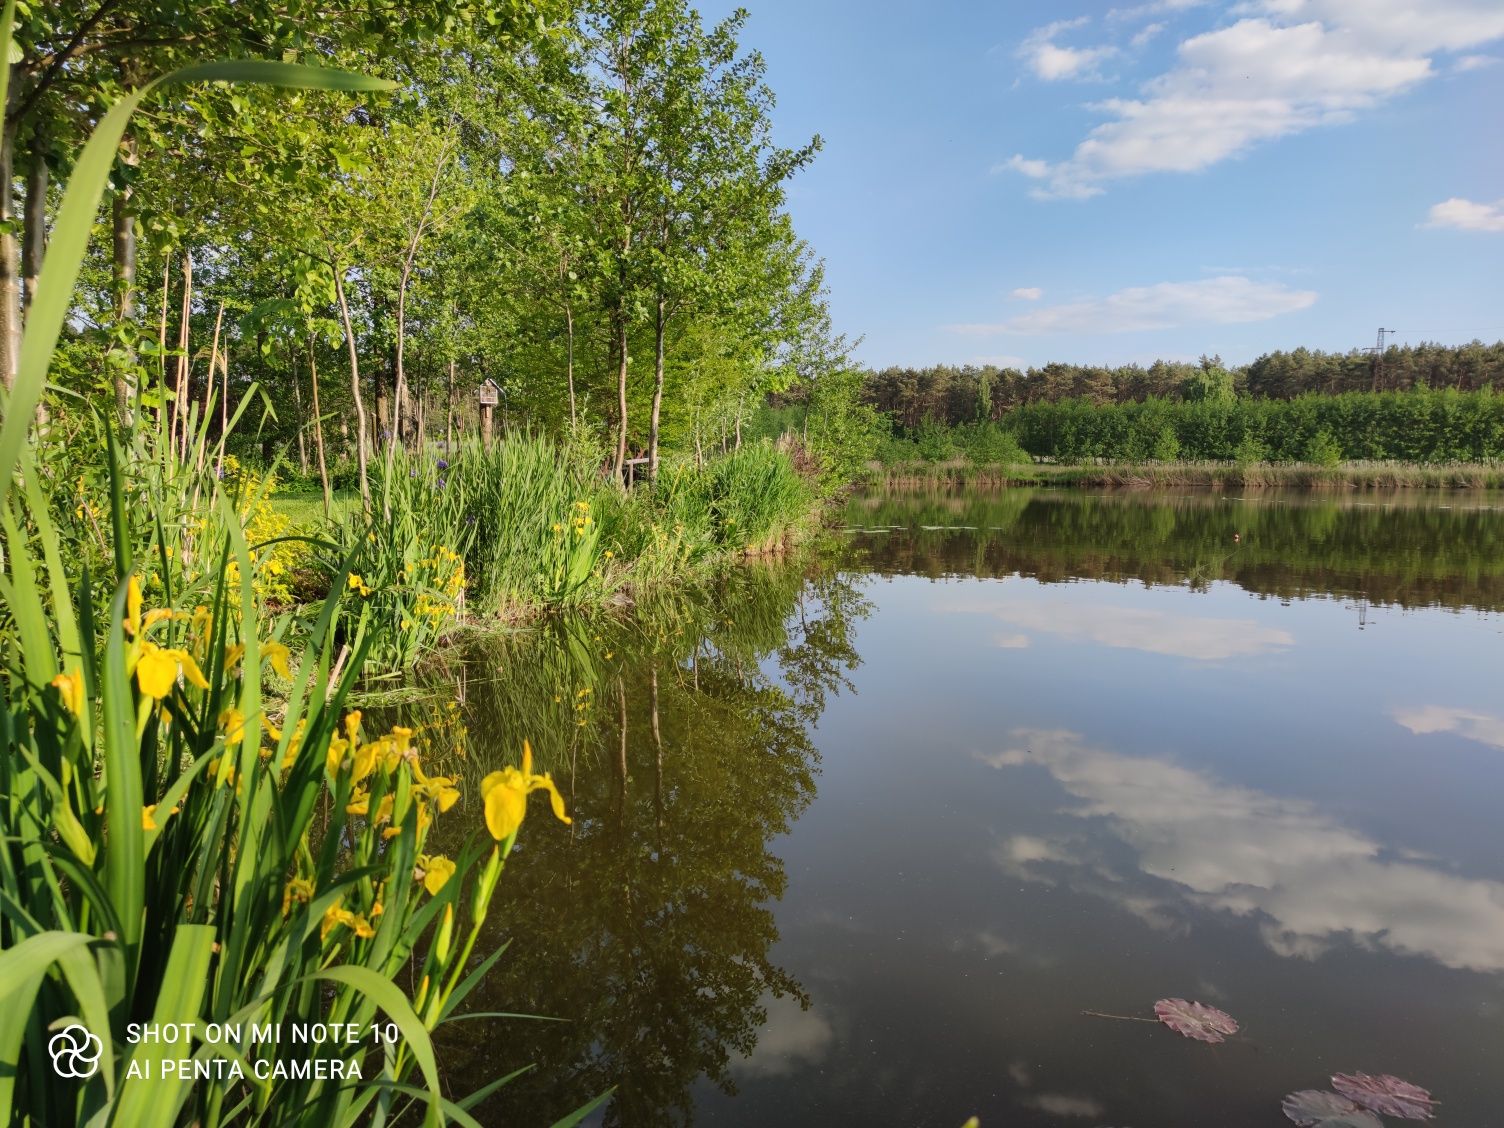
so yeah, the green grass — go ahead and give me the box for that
[268,489,360,530]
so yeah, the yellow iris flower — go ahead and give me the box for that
[480,740,571,842]
[417,854,456,895]
[413,762,461,813]
[261,640,293,680]
[281,876,315,917]
[50,668,85,717]
[136,640,210,699]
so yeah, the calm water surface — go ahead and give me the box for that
[424,489,1504,1127]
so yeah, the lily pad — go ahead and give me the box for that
[1313,1115,1383,1128]
[1282,1090,1361,1126]
[1152,998,1238,1044]
[1332,1072,1437,1120]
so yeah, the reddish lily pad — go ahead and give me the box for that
[1282,1090,1361,1126]
[1152,998,1238,1044]
[1332,1073,1437,1120]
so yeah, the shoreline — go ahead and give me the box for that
[870,460,1504,491]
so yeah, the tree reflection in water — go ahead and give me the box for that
[416,553,871,1125]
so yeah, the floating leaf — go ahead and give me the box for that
[1332,1073,1438,1120]
[1153,998,1239,1044]
[1283,1092,1383,1128]
[1313,1115,1384,1128]
[1283,1090,1361,1126]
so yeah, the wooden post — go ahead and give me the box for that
[477,378,500,451]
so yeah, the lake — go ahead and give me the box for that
[418,488,1504,1127]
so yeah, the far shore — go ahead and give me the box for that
[870,460,1504,491]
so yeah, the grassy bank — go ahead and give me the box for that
[265,436,827,672]
[871,459,1504,491]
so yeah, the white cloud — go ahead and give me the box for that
[1132,21,1167,46]
[1010,286,1043,300]
[1110,0,1209,21]
[978,729,1504,973]
[1019,18,1118,81]
[1007,1,1504,197]
[1393,705,1504,749]
[948,596,1295,659]
[992,632,1032,648]
[1248,1,1504,54]
[1424,196,1504,232]
[1453,53,1499,71]
[948,275,1317,336]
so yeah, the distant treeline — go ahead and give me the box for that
[862,340,1504,427]
[1007,388,1504,464]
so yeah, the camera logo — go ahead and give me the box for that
[48,1024,103,1079]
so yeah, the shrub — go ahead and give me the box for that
[914,417,958,462]
[1302,429,1343,467]
[952,422,1031,466]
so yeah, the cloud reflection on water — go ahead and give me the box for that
[1393,705,1504,751]
[729,993,835,1080]
[952,598,1294,660]
[977,729,1504,972]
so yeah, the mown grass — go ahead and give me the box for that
[268,488,360,529]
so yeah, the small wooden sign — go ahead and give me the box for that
[476,379,501,406]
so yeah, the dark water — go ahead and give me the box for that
[421,489,1504,1127]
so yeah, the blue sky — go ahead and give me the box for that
[698,0,1504,369]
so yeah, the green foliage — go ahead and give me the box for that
[700,443,814,552]
[874,433,922,465]
[802,368,883,487]
[861,342,1504,428]
[1302,429,1343,467]
[1181,365,1236,404]
[441,434,613,617]
[950,423,1031,466]
[1003,389,1504,464]
[914,417,958,462]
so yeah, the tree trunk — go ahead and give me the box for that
[111,187,138,425]
[373,296,391,450]
[19,129,49,426]
[394,277,410,447]
[649,295,666,481]
[291,345,309,475]
[565,301,576,429]
[0,122,21,389]
[195,303,224,474]
[416,375,427,451]
[308,334,331,516]
[156,262,170,409]
[614,312,630,482]
[446,357,456,453]
[174,251,192,461]
[332,262,372,514]
[20,131,47,320]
